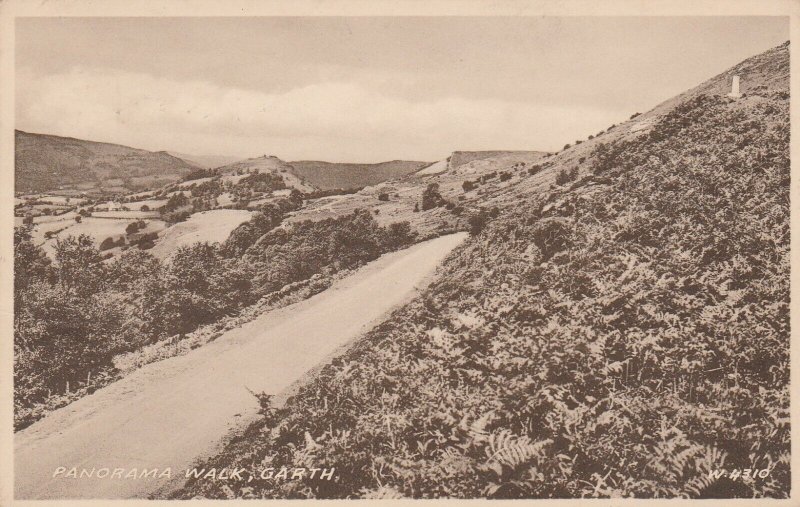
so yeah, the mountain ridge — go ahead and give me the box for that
[15,130,199,194]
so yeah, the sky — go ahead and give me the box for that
[16,17,788,163]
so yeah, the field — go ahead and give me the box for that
[38,217,167,255]
[148,209,255,259]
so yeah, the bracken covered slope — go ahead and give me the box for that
[176,42,789,499]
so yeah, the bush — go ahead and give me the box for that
[99,237,116,251]
[468,211,488,235]
[499,171,512,182]
[555,167,579,186]
[462,180,477,192]
[125,220,146,235]
[421,183,445,211]
[377,193,389,201]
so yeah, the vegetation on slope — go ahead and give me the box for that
[177,64,789,498]
[289,160,429,190]
[14,197,416,430]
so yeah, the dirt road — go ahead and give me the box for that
[14,232,467,499]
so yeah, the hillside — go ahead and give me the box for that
[284,150,550,239]
[215,155,316,193]
[177,42,790,499]
[15,131,198,194]
[167,151,242,169]
[288,160,429,190]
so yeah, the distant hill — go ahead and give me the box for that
[15,131,198,194]
[167,152,243,169]
[288,160,429,190]
[215,155,317,193]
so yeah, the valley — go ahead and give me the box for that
[12,39,791,501]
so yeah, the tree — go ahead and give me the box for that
[14,227,51,309]
[53,235,105,297]
[468,212,488,236]
[421,183,445,211]
[99,237,116,251]
[108,249,161,290]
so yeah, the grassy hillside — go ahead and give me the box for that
[176,42,790,499]
[288,160,429,190]
[15,131,198,194]
[216,156,317,193]
[449,150,545,169]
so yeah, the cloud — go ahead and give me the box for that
[16,66,623,161]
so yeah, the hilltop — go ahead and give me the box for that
[288,160,429,190]
[15,131,198,194]
[176,42,790,499]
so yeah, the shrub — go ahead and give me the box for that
[468,211,488,235]
[555,167,579,186]
[499,171,512,182]
[462,180,477,192]
[377,193,389,201]
[99,237,116,251]
[421,183,445,211]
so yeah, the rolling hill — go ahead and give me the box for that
[214,155,317,193]
[288,160,429,190]
[15,131,198,194]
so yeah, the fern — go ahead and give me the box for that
[484,429,552,469]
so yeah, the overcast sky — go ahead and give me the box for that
[16,17,788,162]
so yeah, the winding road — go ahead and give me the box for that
[14,232,467,499]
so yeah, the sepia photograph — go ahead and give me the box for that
[1,1,795,503]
